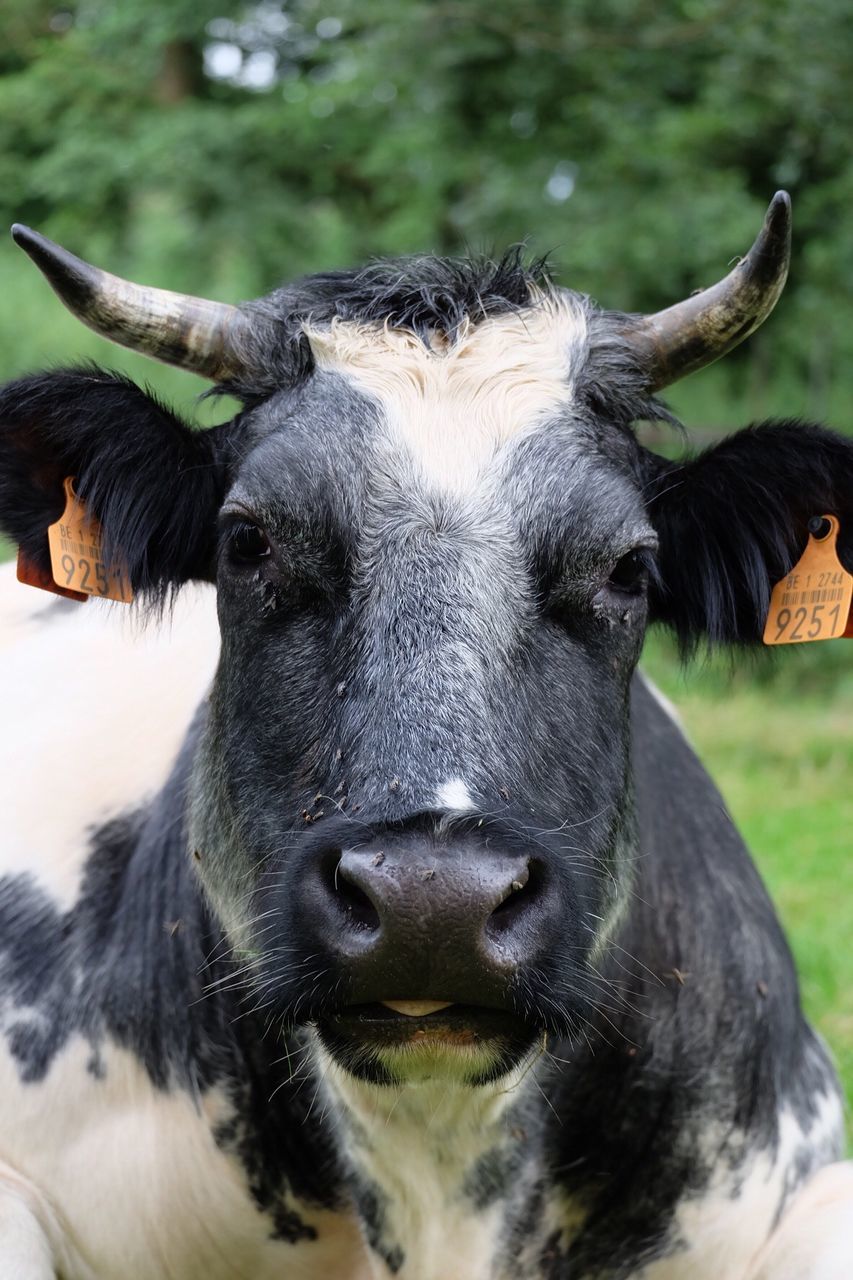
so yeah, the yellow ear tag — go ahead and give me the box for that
[45,477,133,603]
[763,515,852,645]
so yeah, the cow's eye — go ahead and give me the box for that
[607,549,650,594]
[229,521,271,563]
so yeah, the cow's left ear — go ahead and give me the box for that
[643,420,853,650]
[0,367,230,599]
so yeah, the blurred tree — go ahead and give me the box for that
[0,0,851,394]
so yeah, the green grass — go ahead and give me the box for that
[643,634,853,1142]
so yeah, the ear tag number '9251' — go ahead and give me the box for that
[41,477,132,604]
[763,515,852,645]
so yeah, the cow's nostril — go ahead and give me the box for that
[487,861,541,936]
[321,851,381,931]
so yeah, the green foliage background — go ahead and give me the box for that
[2,0,853,423]
[0,0,851,1134]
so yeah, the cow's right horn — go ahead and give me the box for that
[11,224,251,382]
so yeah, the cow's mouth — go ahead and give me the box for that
[335,1000,526,1041]
[317,1000,537,1082]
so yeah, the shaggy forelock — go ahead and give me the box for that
[215,250,669,431]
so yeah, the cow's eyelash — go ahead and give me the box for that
[229,521,272,564]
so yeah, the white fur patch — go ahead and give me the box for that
[435,777,475,813]
[305,295,587,493]
[321,1046,536,1280]
[0,1035,368,1279]
[0,566,220,910]
[0,1161,62,1280]
[643,1092,846,1280]
[746,1161,853,1280]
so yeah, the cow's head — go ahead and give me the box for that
[3,195,851,1087]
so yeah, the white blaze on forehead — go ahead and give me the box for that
[435,777,475,812]
[304,293,587,492]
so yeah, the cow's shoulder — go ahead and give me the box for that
[0,564,219,909]
[0,576,363,1276]
[0,1032,366,1280]
[614,670,846,1279]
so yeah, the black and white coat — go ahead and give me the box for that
[0,258,852,1280]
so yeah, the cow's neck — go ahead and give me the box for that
[317,1044,558,1279]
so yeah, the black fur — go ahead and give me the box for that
[1,680,836,1274]
[539,677,837,1274]
[274,245,546,338]
[349,1181,405,1274]
[643,420,853,651]
[0,367,229,599]
[0,718,348,1228]
[6,282,853,653]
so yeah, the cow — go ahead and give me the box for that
[0,191,851,1280]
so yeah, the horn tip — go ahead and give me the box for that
[11,222,38,250]
[751,192,792,283]
[10,223,101,321]
[11,223,62,267]
[766,190,792,240]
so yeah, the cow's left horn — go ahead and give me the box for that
[629,191,792,390]
[11,224,251,382]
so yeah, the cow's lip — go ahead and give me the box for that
[321,1001,532,1047]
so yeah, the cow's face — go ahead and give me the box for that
[6,200,827,1087]
[187,297,657,1084]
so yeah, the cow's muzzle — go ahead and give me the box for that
[301,825,549,1014]
[295,822,551,1081]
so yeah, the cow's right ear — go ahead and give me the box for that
[0,367,229,598]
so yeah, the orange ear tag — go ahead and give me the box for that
[43,477,133,603]
[763,515,852,645]
[17,548,88,601]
